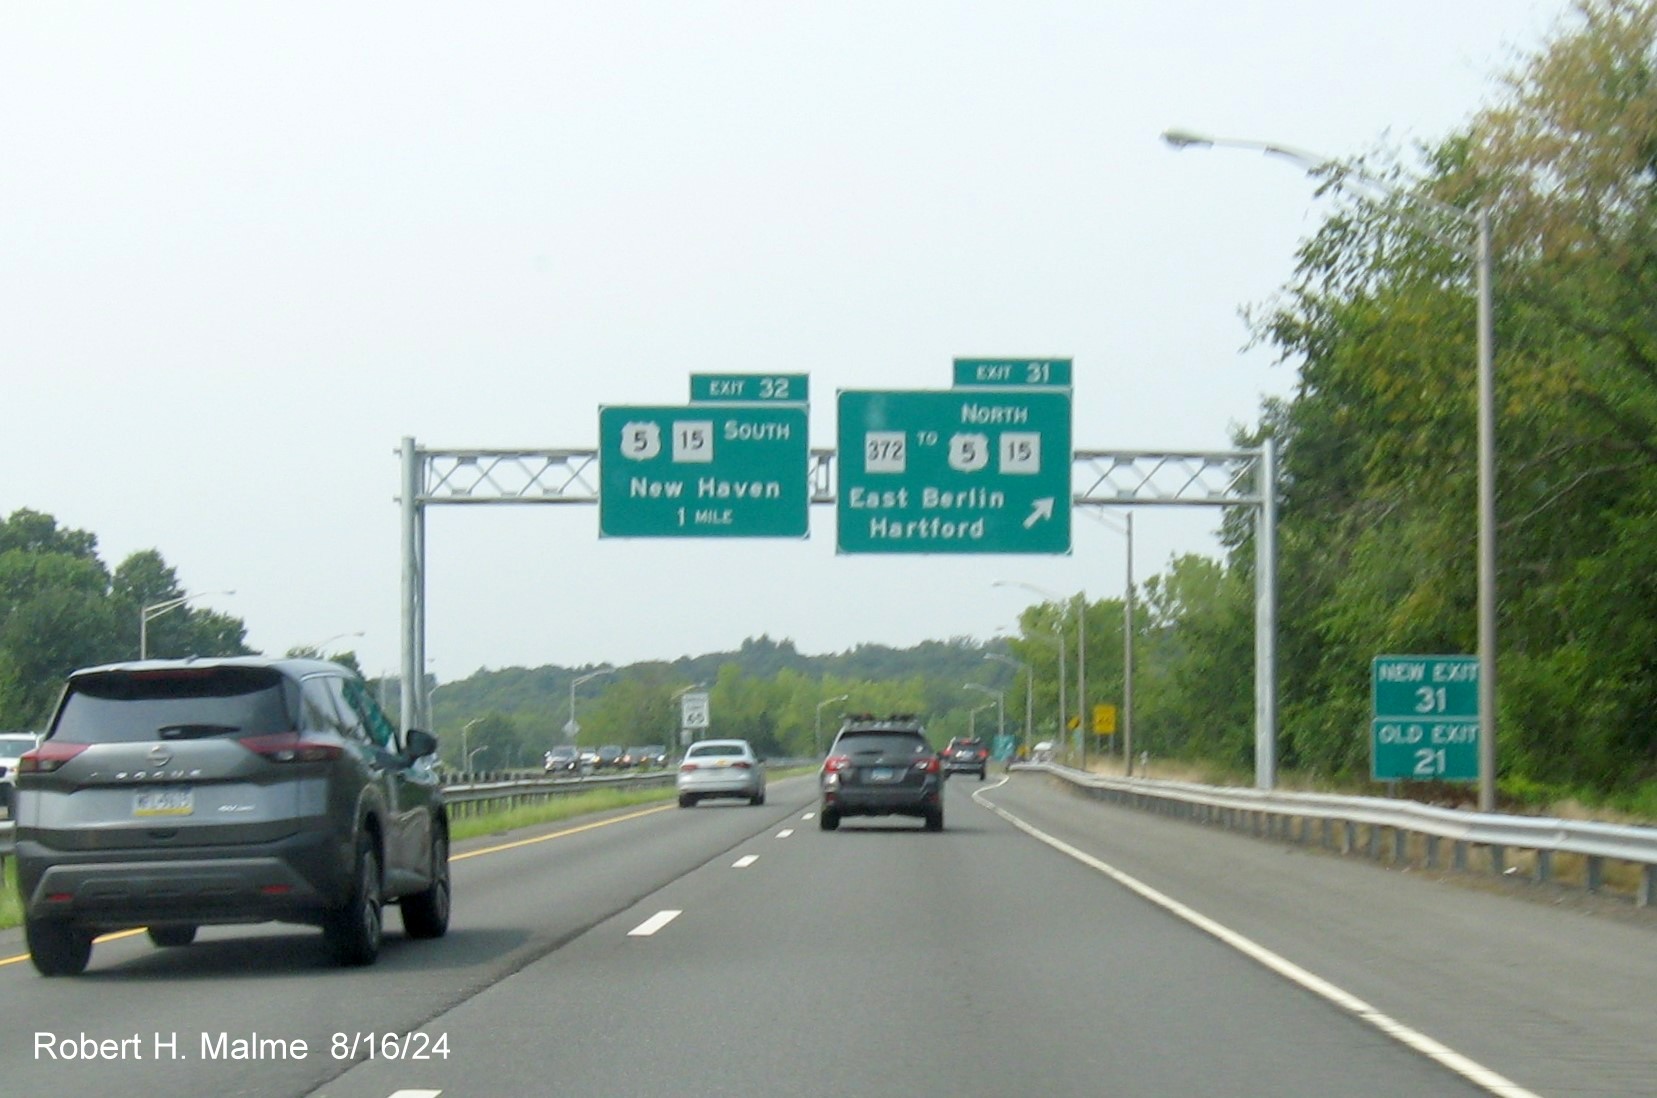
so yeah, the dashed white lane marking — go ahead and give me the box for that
[801,811,816,820]
[388,1091,442,1097]
[733,855,759,868]
[776,828,794,838]
[975,791,1542,1098]
[628,910,682,937]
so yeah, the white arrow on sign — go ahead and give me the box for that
[1023,498,1055,528]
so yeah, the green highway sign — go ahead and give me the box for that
[690,374,809,404]
[953,358,1072,389]
[835,389,1072,555]
[598,404,809,537]
[1371,655,1479,781]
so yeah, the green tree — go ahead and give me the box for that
[1245,0,1657,792]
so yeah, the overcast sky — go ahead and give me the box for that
[3,1,1563,683]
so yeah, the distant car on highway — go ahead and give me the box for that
[819,715,943,831]
[12,657,450,976]
[942,736,989,780]
[544,744,580,774]
[595,744,624,770]
[0,730,41,817]
[676,739,765,807]
[621,744,666,769]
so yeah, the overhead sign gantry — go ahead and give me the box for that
[399,358,1279,789]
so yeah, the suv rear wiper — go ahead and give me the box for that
[157,723,242,739]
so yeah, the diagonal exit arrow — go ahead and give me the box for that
[1023,498,1055,528]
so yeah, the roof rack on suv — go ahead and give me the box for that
[839,713,924,730]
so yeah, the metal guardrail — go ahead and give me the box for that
[440,769,676,816]
[0,770,676,858]
[1022,763,1657,907]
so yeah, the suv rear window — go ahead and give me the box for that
[834,732,932,756]
[51,667,296,743]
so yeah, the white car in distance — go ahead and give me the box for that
[676,739,766,807]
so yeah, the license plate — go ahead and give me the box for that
[868,767,895,783]
[134,786,193,817]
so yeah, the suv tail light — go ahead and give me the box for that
[822,755,852,774]
[19,742,87,774]
[238,733,343,763]
[913,756,941,774]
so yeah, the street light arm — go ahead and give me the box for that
[1164,127,1478,230]
[1162,128,1330,172]
[139,589,236,659]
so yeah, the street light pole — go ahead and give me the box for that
[985,653,1034,758]
[995,581,1072,757]
[1163,127,1495,808]
[139,590,236,659]
[1074,591,1086,767]
[568,667,615,741]
[964,684,1004,744]
[303,630,365,657]
[460,717,483,773]
[815,693,849,757]
[1079,507,1137,772]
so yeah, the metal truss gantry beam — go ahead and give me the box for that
[400,438,1278,786]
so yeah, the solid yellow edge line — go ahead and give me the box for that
[452,802,675,859]
[1,802,677,966]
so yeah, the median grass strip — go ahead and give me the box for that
[1,858,18,932]
[448,782,679,842]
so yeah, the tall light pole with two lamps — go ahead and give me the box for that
[984,653,1033,759]
[963,683,1004,744]
[139,590,235,659]
[1163,128,1497,810]
[460,717,484,774]
[995,580,1082,763]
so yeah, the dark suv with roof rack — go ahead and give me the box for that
[12,657,450,976]
[943,736,989,780]
[819,715,944,832]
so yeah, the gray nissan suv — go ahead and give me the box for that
[12,657,450,976]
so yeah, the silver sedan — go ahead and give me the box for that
[676,739,766,807]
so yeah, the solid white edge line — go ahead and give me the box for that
[733,855,759,868]
[627,910,682,937]
[975,793,1543,1098]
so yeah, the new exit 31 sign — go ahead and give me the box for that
[1370,655,1479,782]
